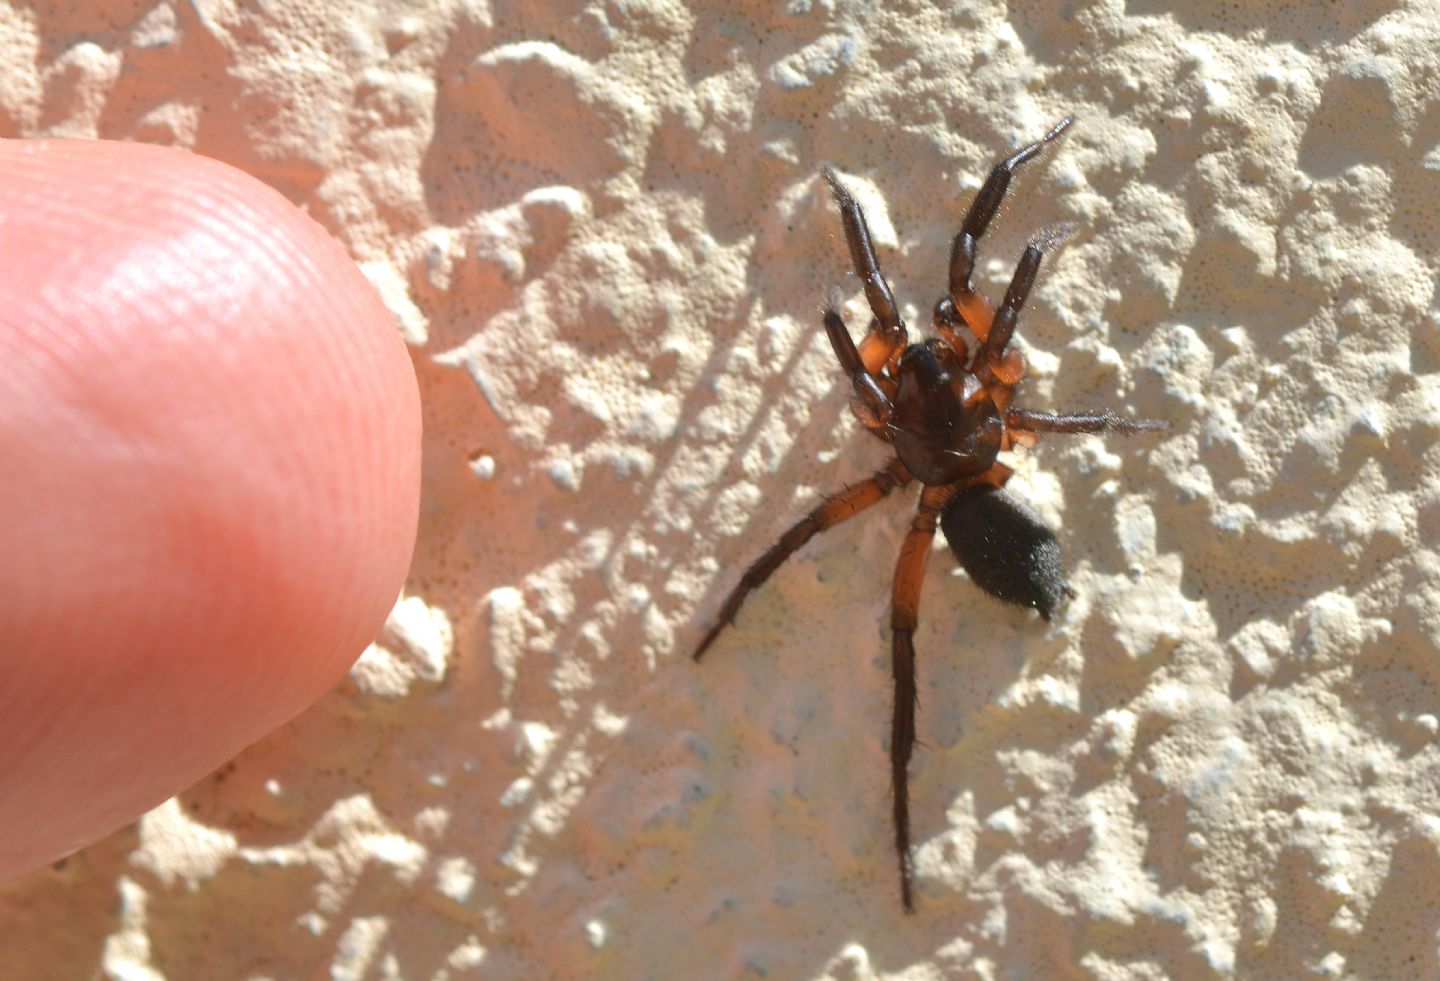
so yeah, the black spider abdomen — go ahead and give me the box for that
[941,484,1069,619]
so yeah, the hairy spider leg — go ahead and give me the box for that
[824,305,895,432]
[1006,408,1169,436]
[889,483,958,912]
[980,228,1167,441]
[822,166,908,374]
[692,461,914,662]
[976,225,1074,390]
[946,115,1073,345]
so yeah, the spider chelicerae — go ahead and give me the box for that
[693,116,1167,912]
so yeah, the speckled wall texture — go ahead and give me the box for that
[3,0,1439,978]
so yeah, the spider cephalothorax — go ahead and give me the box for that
[693,117,1166,912]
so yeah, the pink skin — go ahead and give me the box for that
[0,140,421,882]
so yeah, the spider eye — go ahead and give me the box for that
[940,485,1069,620]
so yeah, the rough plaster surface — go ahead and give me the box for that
[3,1,1440,978]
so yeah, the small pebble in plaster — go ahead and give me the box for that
[520,185,590,252]
[594,705,631,736]
[499,777,533,808]
[469,453,497,479]
[48,43,121,137]
[518,721,558,763]
[435,856,477,903]
[584,920,607,949]
[769,34,856,90]
[1319,870,1353,898]
[1141,322,1210,405]
[1332,906,1365,941]
[486,587,527,699]
[449,939,486,970]
[1086,708,1138,768]
[132,799,236,887]
[1395,711,1440,747]
[1198,937,1237,974]
[1214,501,1254,537]
[625,584,652,612]
[603,444,655,480]
[980,906,1006,941]
[1297,591,1364,668]
[629,391,682,442]
[131,4,179,48]
[548,458,581,491]
[1115,496,1158,561]
[821,943,874,976]
[985,806,1024,840]
[334,917,388,979]
[1142,682,1192,722]
[354,596,453,697]
[1246,894,1279,948]
[691,118,1170,913]
[420,228,456,291]
[1228,619,1289,681]
[1185,738,1254,807]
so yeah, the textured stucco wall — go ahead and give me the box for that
[3,1,1440,978]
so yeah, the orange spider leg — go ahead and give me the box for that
[858,318,908,377]
[693,461,914,661]
[948,115,1072,338]
[889,482,959,912]
[955,290,997,346]
[823,167,908,377]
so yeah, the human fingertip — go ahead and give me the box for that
[0,139,420,881]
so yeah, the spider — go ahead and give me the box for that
[692,116,1167,912]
